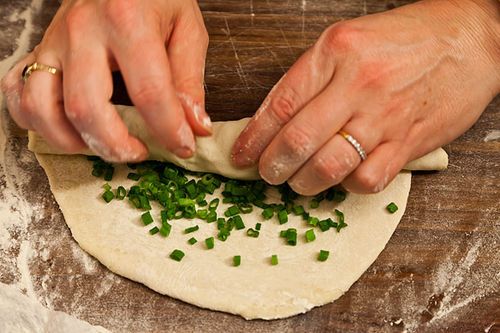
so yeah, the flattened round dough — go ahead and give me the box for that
[36,153,412,319]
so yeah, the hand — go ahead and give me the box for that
[232,0,499,195]
[1,0,211,162]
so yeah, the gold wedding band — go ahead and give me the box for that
[339,130,367,161]
[22,62,60,82]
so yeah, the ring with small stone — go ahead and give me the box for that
[339,130,367,161]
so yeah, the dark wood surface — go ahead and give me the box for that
[1,1,499,332]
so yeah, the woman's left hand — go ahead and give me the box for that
[231,0,499,195]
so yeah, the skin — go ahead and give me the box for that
[1,0,211,162]
[1,0,499,194]
[232,0,500,194]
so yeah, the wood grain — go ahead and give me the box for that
[0,0,498,332]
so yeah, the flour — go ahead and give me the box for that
[483,130,500,142]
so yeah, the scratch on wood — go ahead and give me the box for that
[224,17,250,90]
[279,28,295,57]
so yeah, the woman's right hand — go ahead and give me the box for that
[1,0,211,162]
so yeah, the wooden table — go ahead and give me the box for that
[1,0,498,332]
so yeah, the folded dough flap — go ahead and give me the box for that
[28,105,448,180]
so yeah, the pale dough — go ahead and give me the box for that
[30,107,448,319]
[29,105,449,180]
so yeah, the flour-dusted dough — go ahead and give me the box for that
[31,105,448,319]
[0,283,109,333]
[29,105,449,180]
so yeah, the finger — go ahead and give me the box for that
[231,41,336,167]
[342,141,410,194]
[21,52,86,153]
[168,3,212,136]
[111,28,195,158]
[1,52,36,129]
[63,45,148,162]
[288,117,384,195]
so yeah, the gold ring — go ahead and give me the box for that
[339,130,367,161]
[22,62,60,82]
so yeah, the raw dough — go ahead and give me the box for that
[0,283,109,333]
[29,105,449,180]
[36,153,412,319]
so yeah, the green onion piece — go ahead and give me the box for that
[255,223,262,231]
[208,198,220,211]
[286,228,297,246]
[246,228,259,238]
[305,229,316,242]
[292,205,305,216]
[224,205,240,217]
[279,230,288,238]
[141,211,154,225]
[205,237,215,249]
[103,183,111,191]
[233,255,241,267]
[196,209,208,220]
[178,198,194,207]
[184,225,199,234]
[127,172,141,181]
[308,216,319,226]
[206,211,217,223]
[149,226,160,235]
[334,209,348,232]
[197,199,208,207]
[262,207,274,220]
[386,202,398,214]
[309,199,320,209]
[188,237,198,245]
[278,210,288,224]
[318,219,331,232]
[102,190,114,203]
[318,250,330,262]
[170,249,185,262]
[239,204,253,214]
[103,167,114,181]
[271,255,279,265]
[232,215,245,230]
[160,222,172,237]
[115,186,127,200]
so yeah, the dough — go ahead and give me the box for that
[35,154,412,319]
[30,105,448,319]
[0,283,109,333]
[28,105,449,180]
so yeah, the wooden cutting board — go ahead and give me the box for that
[0,0,498,332]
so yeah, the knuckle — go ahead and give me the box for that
[355,170,382,193]
[20,91,37,116]
[312,155,345,183]
[269,88,299,124]
[129,79,165,107]
[320,22,360,53]
[65,96,90,124]
[281,124,314,158]
[104,0,141,33]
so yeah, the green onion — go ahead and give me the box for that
[160,222,171,237]
[292,205,305,216]
[208,198,220,211]
[305,229,316,242]
[149,226,160,235]
[238,204,253,214]
[224,205,240,217]
[184,225,199,234]
[309,199,320,209]
[246,228,259,238]
[188,237,197,245]
[233,255,241,267]
[278,210,288,224]
[308,216,319,226]
[255,223,261,231]
[318,250,330,262]
[127,172,141,181]
[115,186,127,200]
[178,198,194,207]
[103,183,111,191]
[232,215,245,230]
[141,211,154,226]
[170,249,185,262]
[318,220,331,232]
[196,209,208,220]
[285,228,297,246]
[334,209,348,232]
[262,207,274,220]
[102,190,114,203]
[271,255,279,265]
[205,237,215,249]
[279,230,288,238]
[206,211,217,223]
[386,202,398,214]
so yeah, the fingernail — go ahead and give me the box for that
[177,122,196,156]
[194,104,212,132]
